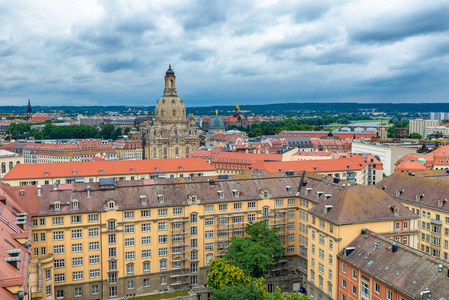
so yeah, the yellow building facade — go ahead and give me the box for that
[29,171,347,299]
[306,186,419,300]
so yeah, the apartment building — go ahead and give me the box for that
[252,154,383,185]
[0,185,34,300]
[113,140,143,160]
[338,229,449,300]
[379,172,449,261]
[3,158,216,186]
[22,139,117,163]
[26,170,348,299]
[409,119,441,137]
[211,152,282,175]
[306,186,419,300]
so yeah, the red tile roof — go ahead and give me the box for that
[252,157,369,173]
[3,158,215,180]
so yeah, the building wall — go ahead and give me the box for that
[0,154,23,179]
[30,189,309,299]
[306,217,418,300]
[351,142,419,176]
[6,170,216,187]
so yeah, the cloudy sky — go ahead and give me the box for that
[0,0,448,107]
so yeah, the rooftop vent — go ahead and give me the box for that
[361,228,367,234]
[392,243,398,253]
[343,247,355,256]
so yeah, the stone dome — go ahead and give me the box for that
[154,96,186,122]
[209,116,225,130]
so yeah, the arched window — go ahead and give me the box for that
[174,128,178,135]
[16,161,20,165]
[9,161,13,170]
[1,162,5,173]
[175,148,179,156]
[186,147,190,156]
[263,206,269,217]
[173,110,176,116]
[206,254,213,264]
[191,213,198,223]
[170,79,174,88]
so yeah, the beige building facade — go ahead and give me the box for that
[409,119,441,137]
[142,64,200,159]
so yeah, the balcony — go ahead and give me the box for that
[431,219,442,226]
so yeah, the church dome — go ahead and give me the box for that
[209,116,225,130]
[155,96,186,121]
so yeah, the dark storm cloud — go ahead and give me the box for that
[350,6,449,44]
[0,0,448,106]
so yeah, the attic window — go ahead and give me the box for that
[54,201,61,211]
[286,186,292,192]
[347,165,351,169]
[313,166,318,170]
[438,199,447,207]
[263,190,268,198]
[131,168,134,173]
[218,190,224,199]
[416,194,423,201]
[316,191,324,199]
[179,165,183,170]
[100,169,104,174]
[157,194,164,204]
[325,194,332,200]
[305,187,312,195]
[73,170,77,175]
[140,195,147,205]
[394,208,399,215]
[155,166,159,171]
[395,190,404,197]
[191,196,197,203]
[44,171,48,176]
[108,201,115,209]
[72,200,79,210]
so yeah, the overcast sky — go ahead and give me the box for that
[0,0,448,107]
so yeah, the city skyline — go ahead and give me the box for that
[1,0,448,106]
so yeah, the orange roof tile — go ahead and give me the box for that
[3,158,215,180]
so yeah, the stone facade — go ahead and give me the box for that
[142,64,200,159]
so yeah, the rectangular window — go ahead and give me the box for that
[124,211,135,219]
[72,257,83,267]
[125,251,135,260]
[109,247,116,258]
[53,245,64,254]
[72,243,82,253]
[387,290,393,300]
[89,241,99,251]
[159,248,168,256]
[142,249,152,258]
[205,243,214,251]
[88,214,99,222]
[158,222,168,231]
[88,228,99,237]
[54,273,65,283]
[158,235,168,243]
[125,225,135,234]
[205,217,214,226]
[219,204,227,211]
[92,285,99,295]
[53,231,64,241]
[275,199,284,206]
[173,207,182,215]
[234,203,242,210]
[205,230,214,238]
[125,238,135,247]
[72,271,83,281]
[54,259,65,268]
[89,255,100,265]
[89,269,100,278]
[71,229,82,239]
[248,202,256,209]
[287,210,295,219]
[288,198,295,206]
[248,214,256,222]
[52,217,64,225]
[142,236,151,245]
[141,210,151,218]
[205,205,214,212]
[141,223,151,232]
[71,215,82,224]
[158,208,168,216]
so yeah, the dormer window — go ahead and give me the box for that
[72,200,79,210]
[108,201,115,210]
[232,189,239,198]
[416,194,423,201]
[395,190,403,197]
[316,191,324,199]
[140,195,147,205]
[191,196,197,203]
[179,165,183,170]
[73,170,77,175]
[54,201,60,212]
[131,168,134,173]
[156,166,159,171]
[157,194,164,204]
[100,169,104,174]
[286,186,292,192]
[218,190,224,199]
[394,208,399,215]
[44,171,48,176]
[263,190,268,198]
[305,187,312,195]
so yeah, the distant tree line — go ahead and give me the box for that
[8,122,131,141]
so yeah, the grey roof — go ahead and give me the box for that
[338,229,449,299]
[209,116,225,130]
[35,170,347,216]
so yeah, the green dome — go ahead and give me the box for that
[209,116,225,130]
[417,158,426,164]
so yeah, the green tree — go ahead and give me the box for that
[111,127,122,140]
[28,129,43,140]
[264,288,310,300]
[224,221,284,277]
[100,124,115,139]
[211,280,266,300]
[410,133,422,139]
[124,127,131,134]
[207,258,252,290]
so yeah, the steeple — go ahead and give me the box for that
[164,63,177,96]
[26,98,32,120]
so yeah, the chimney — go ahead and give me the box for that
[392,243,398,253]
[361,228,367,234]
[37,185,41,197]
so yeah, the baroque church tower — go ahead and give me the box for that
[142,64,200,159]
